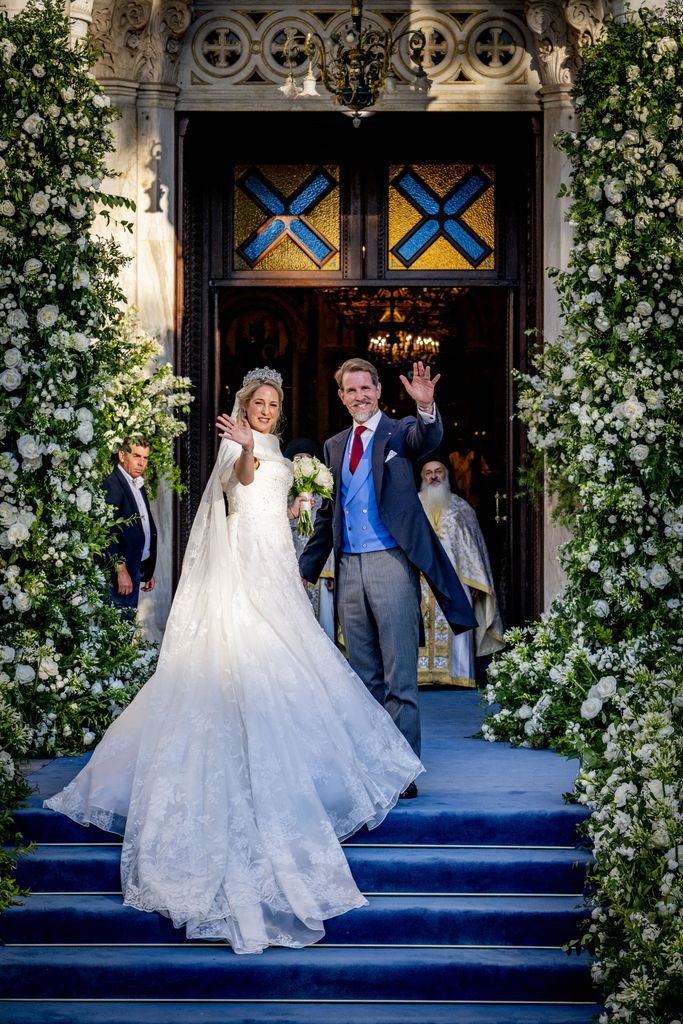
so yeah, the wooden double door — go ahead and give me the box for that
[177,110,543,627]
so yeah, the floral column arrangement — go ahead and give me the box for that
[0,0,191,910]
[483,6,683,1019]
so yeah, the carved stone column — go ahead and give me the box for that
[68,0,95,41]
[90,0,193,638]
[135,83,180,638]
[525,0,578,606]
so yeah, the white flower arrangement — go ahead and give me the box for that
[483,6,683,1020]
[0,0,193,914]
[290,455,333,537]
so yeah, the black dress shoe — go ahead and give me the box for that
[399,782,418,799]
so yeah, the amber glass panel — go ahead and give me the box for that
[234,164,340,272]
[388,164,495,272]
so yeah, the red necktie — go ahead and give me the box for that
[349,424,366,474]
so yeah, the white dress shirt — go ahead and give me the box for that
[349,404,437,462]
[117,465,151,562]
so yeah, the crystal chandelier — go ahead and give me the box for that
[368,331,440,365]
[279,0,432,126]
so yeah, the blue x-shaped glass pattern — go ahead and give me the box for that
[390,167,494,269]
[236,167,338,269]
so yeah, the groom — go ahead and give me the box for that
[299,359,476,792]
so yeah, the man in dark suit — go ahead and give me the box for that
[299,359,476,795]
[103,439,157,612]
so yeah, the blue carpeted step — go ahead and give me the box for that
[11,843,591,895]
[0,1000,603,1024]
[0,892,586,946]
[0,946,595,1001]
[15,795,588,846]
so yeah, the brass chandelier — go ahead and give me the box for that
[279,0,432,126]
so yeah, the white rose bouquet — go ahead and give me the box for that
[290,455,334,538]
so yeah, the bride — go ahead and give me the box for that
[44,367,423,954]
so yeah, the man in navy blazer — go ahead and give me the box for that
[102,440,157,612]
[299,359,476,792]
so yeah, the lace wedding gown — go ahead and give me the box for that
[44,432,423,953]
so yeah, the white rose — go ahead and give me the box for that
[76,419,94,443]
[6,521,29,544]
[586,137,601,152]
[92,93,108,109]
[620,397,645,421]
[635,301,652,317]
[0,645,15,662]
[75,489,92,513]
[23,257,42,275]
[0,367,22,391]
[650,564,671,589]
[587,264,604,282]
[613,782,633,807]
[0,501,16,526]
[4,348,21,368]
[296,455,315,478]
[22,113,43,136]
[61,86,76,102]
[591,599,610,619]
[647,779,664,801]
[676,198,683,219]
[614,253,629,270]
[629,444,649,464]
[36,304,59,328]
[76,173,93,189]
[581,696,603,720]
[76,407,93,422]
[15,663,35,683]
[604,179,625,204]
[29,192,50,215]
[51,221,70,238]
[0,39,17,61]
[661,163,679,179]
[32,63,45,76]
[314,466,332,488]
[13,591,31,611]
[620,128,639,146]
[656,36,677,55]
[626,66,639,82]
[73,269,90,288]
[0,199,15,216]
[62,724,72,737]
[69,203,87,220]
[6,309,28,329]
[38,655,59,679]
[83,730,96,745]
[17,434,42,459]
[70,332,90,352]
[516,704,533,720]
[595,676,617,699]
[90,681,103,695]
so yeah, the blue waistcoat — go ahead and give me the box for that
[340,431,398,554]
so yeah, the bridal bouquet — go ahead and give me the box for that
[290,456,334,538]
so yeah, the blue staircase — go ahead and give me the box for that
[0,692,599,1023]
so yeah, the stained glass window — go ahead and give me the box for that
[388,164,495,272]
[233,164,340,272]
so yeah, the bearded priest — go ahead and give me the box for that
[418,453,505,687]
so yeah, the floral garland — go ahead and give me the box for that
[0,0,192,912]
[483,6,683,1020]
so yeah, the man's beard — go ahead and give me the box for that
[420,478,452,518]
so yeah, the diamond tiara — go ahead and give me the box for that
[240,367,283,390]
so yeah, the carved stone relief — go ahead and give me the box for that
[177,3,541,102]
[90,0,193,84]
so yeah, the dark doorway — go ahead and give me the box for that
[177,110,542,626]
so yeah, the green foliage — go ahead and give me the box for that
[483,6,683,1020]
[0,1,191,914]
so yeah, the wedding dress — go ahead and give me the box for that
[44,431,423,953]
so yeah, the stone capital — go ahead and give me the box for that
[90,0,193,86]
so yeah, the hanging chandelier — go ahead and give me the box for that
[368,330,440,365]
[279,0,432,126]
